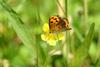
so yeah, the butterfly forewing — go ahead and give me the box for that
[49,15,71,33]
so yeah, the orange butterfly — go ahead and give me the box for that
[49,15,71,33]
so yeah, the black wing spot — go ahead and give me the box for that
[50,21,53,23]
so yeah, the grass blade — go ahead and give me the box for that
[69,23,95,67]
[0,0,37,58]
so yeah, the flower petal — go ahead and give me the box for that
[47,40,57,46]
[41,34,47,41]
[55,33,64,40]
[43,23,49,33]
[48,33,56,40]
[58,33,64,40]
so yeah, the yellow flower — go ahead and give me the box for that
[43,23,49,33]
[41,23,64,46]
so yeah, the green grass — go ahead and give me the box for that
[0,0,99,67]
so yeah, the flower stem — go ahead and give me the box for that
[83,0,88,29]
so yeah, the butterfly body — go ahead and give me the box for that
[49,15,71,33]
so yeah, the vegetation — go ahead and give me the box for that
[0,0,100,67]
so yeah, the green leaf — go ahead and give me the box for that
[89,43,97,64]
[69,23,95,67]
[0,0,37,58]
[96,58,100,67]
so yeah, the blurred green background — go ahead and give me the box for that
[0,0,100,67]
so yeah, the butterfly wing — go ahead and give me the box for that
[63,18,72,30]
[55,17,71,32]
[49,16,60,33]
[49,16,71,33]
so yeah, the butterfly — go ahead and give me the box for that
[49,15,72,33]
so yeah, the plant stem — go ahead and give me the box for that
[57,0,69,66]
[65,0,68,17]
[83,0,88,29]
[57,0,65,16]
